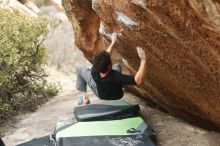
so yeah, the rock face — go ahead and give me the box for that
[63,0,220,131]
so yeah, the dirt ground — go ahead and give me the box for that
[2,67,220,146]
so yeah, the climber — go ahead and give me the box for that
[76,33,146,105]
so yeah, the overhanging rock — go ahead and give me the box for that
[63,0,220,131]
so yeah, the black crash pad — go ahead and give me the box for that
[16,136,53,146]
[59,135,155,146]
[74,100,140,121]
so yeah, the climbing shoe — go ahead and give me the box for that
[78,96,90,105]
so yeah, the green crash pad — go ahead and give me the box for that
[54,117,155,146]
[56,117,145,137]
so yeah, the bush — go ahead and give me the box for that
[0,9,59,127]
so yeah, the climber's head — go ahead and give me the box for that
[93,51,112,73]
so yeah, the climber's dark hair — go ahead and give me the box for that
[93,51,112,73]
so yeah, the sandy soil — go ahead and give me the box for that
[2,67,220,146]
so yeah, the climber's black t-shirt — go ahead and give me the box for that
[91,67,136,100]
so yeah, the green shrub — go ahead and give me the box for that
[0,9,59,127]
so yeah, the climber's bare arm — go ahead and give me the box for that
[134,47,146,85]
[106,33,117,55]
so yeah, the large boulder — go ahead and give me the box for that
[63,0,220,131]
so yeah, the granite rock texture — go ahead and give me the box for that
[63,0,220,131]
